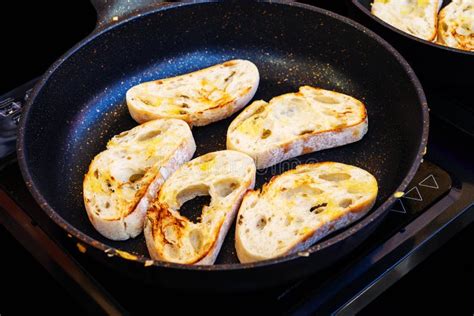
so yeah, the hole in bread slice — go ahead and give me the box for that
[144,150,256,264]
[179,195,211,224]
[176,184,211,224]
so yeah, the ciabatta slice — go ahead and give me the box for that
[126,60,260,126]
[437,0,474,51]
[235,162,378,263]
[144,150,256,265]
[83,119,196,240]
[371,0,441,41]
[227,86,368,169]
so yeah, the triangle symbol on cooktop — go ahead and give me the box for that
[403,186,423,201]
[419,174,439,189]
[390,199,407,214]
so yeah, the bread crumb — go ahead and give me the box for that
[76,243,87,253]
[394,191,404,198]
[115,250,138,261]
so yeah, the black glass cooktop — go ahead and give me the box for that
[1,79,472,313]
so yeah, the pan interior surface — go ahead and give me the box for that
[20,2,425,266]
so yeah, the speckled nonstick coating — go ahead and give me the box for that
[17,1,428,290]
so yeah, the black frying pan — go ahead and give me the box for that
[17,0,428,291]
[349,0,474,89]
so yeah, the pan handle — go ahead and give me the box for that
[90,0,172,30]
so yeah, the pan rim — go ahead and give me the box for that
[17,0,429,271]
[351,0,474,56]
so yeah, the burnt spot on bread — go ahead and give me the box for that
[238,214,244,225]
[261,129,272,139]
[105,179,114,193]
[223,61,237,67]
[299,129,313,136]
[256,216,267,229]
[129,172,145,183]
[255,106,265,114]
[310,203,327,214]
[224,71,236,82]
[154,205,186,245]
[93,169,99,179]
[282,144,291,153]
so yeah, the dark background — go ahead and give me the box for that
[0,1,472,314]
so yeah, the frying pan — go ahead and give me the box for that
[17,0,428,291]
[349,0,474,89]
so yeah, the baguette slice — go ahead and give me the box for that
[235,162,378,263]
[144,150,256,265]
[437,0,474,51]
[227,86,368,169]
[371,0,441,41]
[83,119,196,240]
[126,60,260,126]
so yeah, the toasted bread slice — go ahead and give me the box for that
[126,60,260,126]
[235,162,378,263]
[144,150,256,265]
[227,86,368,169]
[83,119,196,240]
[437,0,474,51]
[371,0,441,41]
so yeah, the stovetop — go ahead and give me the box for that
[1,78,473,314]
[1,2,473,315]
